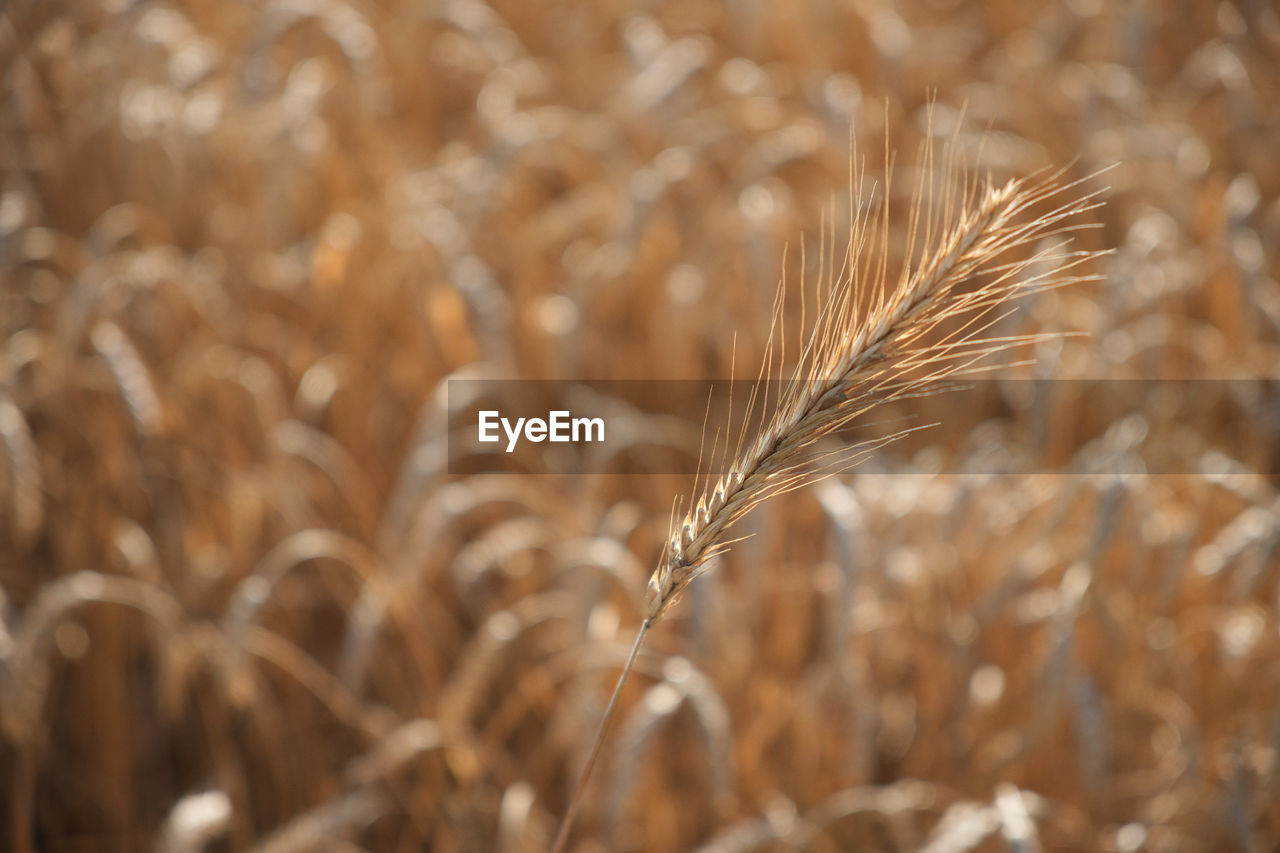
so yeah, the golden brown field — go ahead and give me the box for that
[2,0,1279,850]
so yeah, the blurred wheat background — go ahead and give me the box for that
[2,0,1279,851]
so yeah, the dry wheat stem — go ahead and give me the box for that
[550,618,651,853]
[549,135,1108,850]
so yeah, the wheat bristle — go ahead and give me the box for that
[646,142,1109,621]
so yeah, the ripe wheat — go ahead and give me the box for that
[551,129,1110,852]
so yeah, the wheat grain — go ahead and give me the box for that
[646,152,1108,622]
[550,130,1109,851]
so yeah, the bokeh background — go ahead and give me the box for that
[2,0,1279,850]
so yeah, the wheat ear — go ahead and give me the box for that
[550,135,1109,851]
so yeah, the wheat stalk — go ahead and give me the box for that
[550,129,1109,852]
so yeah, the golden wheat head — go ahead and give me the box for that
[645,138,1109,622]
[552,123,1110,852]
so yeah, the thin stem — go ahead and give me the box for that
[550,617,652,853]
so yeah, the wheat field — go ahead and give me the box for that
[2,1,1279,851]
